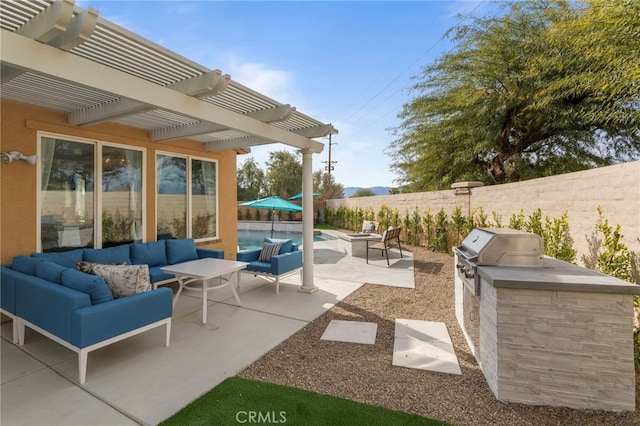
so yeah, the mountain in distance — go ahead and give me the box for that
[343,186,391,198]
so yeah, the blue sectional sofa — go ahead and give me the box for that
[236,238,303,294]
[0,238,224,383]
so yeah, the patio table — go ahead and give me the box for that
[161,258,248,324]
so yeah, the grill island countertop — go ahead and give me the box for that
[477,256,638,294]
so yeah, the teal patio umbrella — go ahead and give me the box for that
[288,192,320,200]
[241,196,303,237]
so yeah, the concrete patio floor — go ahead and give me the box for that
[0,231,414,426]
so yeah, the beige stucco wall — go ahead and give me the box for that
[327,161,640,268]
[0,99,239,264]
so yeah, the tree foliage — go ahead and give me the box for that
[265,150,302,198]
[313,170,344,199]
[388,0,640,190]
[351,188,376,198]
[237,157,265,201]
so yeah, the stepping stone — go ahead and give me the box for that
[392,319,461,375]
[321,320,378,345]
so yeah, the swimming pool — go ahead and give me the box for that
[237,229,333,250]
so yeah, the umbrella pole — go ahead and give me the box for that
[271,209,275,238]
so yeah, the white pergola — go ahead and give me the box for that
[0,0,337,293]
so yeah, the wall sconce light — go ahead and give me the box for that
[0,151,38,165]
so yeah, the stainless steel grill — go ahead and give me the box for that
[453,228,544,295]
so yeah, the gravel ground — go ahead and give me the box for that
[239,246,639,426]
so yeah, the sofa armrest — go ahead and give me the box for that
[15,275,92,344]
[236,249,261,262]
[70,287,173,348]
[271,250,303,275]
[196,248,224,259]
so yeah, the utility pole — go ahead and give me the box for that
[321,133,337,176]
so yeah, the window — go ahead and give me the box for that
[101,146,143,247]
[39,135,144,252]
[156,154,217,241]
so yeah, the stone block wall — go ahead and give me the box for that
[327,161,640,273]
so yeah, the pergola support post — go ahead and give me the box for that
[298,149,317,293]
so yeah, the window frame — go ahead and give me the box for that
[155,151,219,243]
[37,131,146,252]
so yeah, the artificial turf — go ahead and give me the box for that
[160,377,449,426]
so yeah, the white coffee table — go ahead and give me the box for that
[161,258,248,324]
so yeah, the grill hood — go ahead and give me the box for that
[456,228,544,267]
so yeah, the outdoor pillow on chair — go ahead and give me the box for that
[362,221,377,233]
[265,238,292,254]
[258,242,282,263]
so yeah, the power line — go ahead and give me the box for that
[341,1,489,134]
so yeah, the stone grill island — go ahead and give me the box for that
[454,228,640,411]
[454,228,637,412]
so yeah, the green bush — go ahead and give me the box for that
[595,206,632,282]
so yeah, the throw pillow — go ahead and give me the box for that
[76,260,126,274]
[91,264,151,298]
[362,221,376,233]
[265,238,293,255]
[258,242,281,263]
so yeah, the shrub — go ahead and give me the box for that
[595,206,632,282]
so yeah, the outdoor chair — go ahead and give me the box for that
[366,227,403,266]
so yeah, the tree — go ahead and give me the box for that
[237,157,265,201]
[313,170,344,199]
[351,188,376,198]
[265,150,302,198]
[388,0,640,190]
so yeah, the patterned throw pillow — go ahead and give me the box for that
[91,264,151,298]
[258,242,281,263]
[76,260,126,274]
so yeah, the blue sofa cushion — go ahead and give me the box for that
[149,266,176,284]
[32,249,84,268]
[246,261,272,274]
[35,261,68,284]
[61,269,114,305]
[130,240,167,267]
[265,238,293,254]
[83,245,131,265]
[166,238,198,264]
[11,256,43,275]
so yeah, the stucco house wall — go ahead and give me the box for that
[0,99,240,264]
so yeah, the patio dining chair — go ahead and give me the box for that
[366,227,403,266]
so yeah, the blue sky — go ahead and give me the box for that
[78,1,495,188]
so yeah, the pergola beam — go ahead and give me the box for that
[69,98,153,126]
[166,70,229,98]
[152,121,226,141]
[205,136,273,152]
[151,104,296,141]
[16,0,74,43]
[50,7,99,51]
[1,30,324,153]
[292,124,336,138]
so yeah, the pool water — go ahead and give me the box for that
[237,229,333,250]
